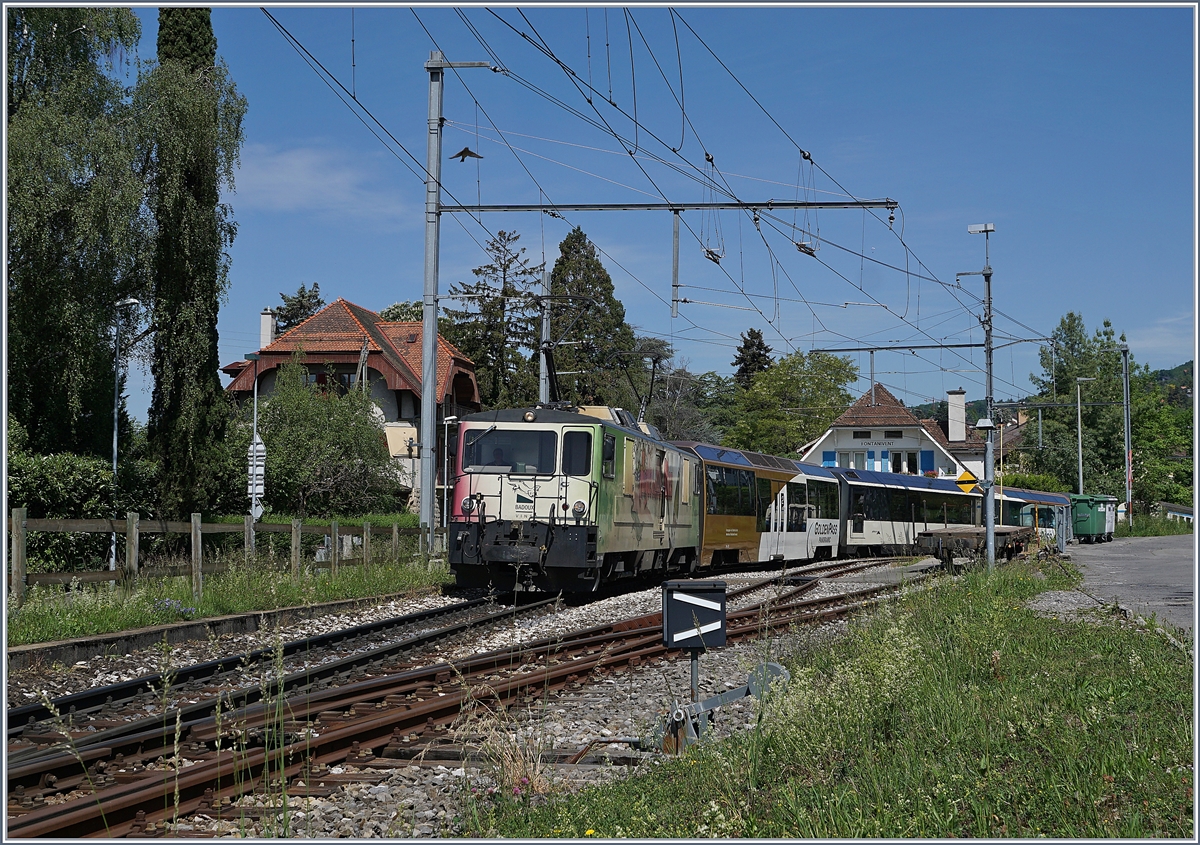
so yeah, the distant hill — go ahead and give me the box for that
[1152,360,1192,408]
[1152,360,1192,388]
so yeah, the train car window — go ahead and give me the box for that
[623,438,635,494]
[705,465,756,516]
[786,481,806,531]
[694,461,703,497]
[463,430,556,475]
[756,477,774,532]
[601,434,616,478]
[889,489,910,522]
[808,479,837,520]
[865,487,888,521]
[562,431,592,476]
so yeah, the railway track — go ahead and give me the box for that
[7,560,929,837]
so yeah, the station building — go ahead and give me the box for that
[798,383,1032,483]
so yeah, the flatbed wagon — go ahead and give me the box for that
[917,524,1034,568]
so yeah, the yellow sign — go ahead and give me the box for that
[956,469,979,494]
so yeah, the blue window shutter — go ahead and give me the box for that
[881,450,889,471]
[920,450,934,472]
[867,450,875,471]
[821,450,836,467]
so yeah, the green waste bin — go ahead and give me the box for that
[1071,494,1118,543]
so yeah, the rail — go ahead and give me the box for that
[6,508,446,606]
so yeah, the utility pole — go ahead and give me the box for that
[539,270,551,404]
[671,210,680,318]
[1120,344,1132,527]
[967,223,995,572]
[420,51,489,553]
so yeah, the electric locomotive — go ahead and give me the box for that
[447,405,702,592]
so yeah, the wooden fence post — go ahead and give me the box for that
[330,519,339,576]
[191,513,203,603]
[125,512,139,580]
[11,507,26,607]
[291,519,301,578]
[362,522,371,568]
[392,522,399,562]
[244,515,254,562]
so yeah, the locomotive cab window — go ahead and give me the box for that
[562,431,592,476]
[463,429,556,475]
[601,434,616,478]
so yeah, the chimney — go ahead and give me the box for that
[947,388,966,442]
[260,308,276,349]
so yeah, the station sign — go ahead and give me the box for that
[662,580,726,650]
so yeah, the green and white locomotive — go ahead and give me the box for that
[447,405,703,592]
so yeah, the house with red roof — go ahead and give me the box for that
[798,383,963,477]
[221,298,480,490]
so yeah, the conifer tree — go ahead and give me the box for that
[147,7,246,516]
[548,227,638,405]
[276,282,325,332]
[732,328,773,389]
[441,230,542,409]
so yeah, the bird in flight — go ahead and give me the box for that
[450,147,483,162]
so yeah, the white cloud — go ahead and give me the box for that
[1122,311,1196,369]
[231,143,415,226]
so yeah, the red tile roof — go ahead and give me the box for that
[829,384,921,428]
[222,298,476,403]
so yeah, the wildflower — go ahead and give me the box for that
[520,777,529,784]
[512,786,521,796]
[585,830,595,836]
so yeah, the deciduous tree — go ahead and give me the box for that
[725,351,857,456]
[7,8,151,457]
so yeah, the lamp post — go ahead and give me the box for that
[110,297,140,571]
[1076,377,1096,495]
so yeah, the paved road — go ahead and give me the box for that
[1069,534,1195,633]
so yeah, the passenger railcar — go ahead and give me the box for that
[827,467,981,556]
[673,443,841,566]
[447,406,702,592]
[997,487,1072,546]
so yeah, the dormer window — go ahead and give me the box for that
[852,430,871,439]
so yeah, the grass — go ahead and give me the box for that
[1116,514,1194,538]
[6,551,453,646]
[465,558,1194,838]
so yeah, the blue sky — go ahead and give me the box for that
[123,4,1194,422]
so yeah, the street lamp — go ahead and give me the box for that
[1076,377,1096,495]
[110,297,140,571]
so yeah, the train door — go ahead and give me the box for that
[850,487,866,538]
[561,427,597,523]
[781,480,810,560]
[759,481,783,561]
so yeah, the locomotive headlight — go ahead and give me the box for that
[572,500,587,517]
[523,411,536,422]
[461,496,476,513]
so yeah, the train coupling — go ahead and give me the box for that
[656,662,790,754]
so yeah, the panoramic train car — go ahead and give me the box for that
[826,467,981,556]
[997,487,1072,547]
[447,406,702,592]
[673,443,840,566]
